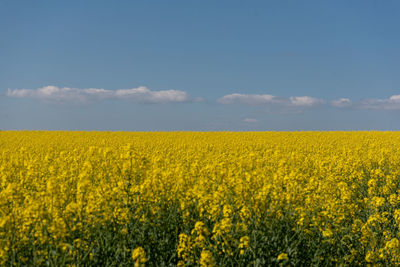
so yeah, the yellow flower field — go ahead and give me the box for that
[1,131,400,265]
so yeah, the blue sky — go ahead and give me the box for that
[1,0,400,131]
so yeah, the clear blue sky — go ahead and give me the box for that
[1,0,400,131]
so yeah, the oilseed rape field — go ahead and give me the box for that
[2,131,400,266]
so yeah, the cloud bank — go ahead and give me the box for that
[331,98,352,108]
[7,86,400,112]
[330,95,400,110]
[218,93,324,108]
[218,93,277,105]
[7,86,192,104]
[360,95,400,110]
[219,93,400,111]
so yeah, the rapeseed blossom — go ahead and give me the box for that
[1,131,400,265]
[200,250,215,267]
[277,253,289,261]
[132,247,147,266]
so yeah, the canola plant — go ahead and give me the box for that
[1,131,400,266]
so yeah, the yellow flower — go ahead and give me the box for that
[177,233,193,263]
[277,253,289,261]
[365,251,376,263]
[322,228,333,238]
[371,196,385,209]
[239,236,250,255]
[200,250,215,267]
[132,247,147,266]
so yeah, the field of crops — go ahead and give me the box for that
[1,131,400,266]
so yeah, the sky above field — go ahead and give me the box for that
[1,0,400,131]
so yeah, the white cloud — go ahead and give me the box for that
[243,118,258,123]
[360,95,400,110]
[114,86,189,103]
[289,96,324,107]
[7,86,192,104]
[217,93,276,105]
[331,98,352,108]
[218,93,324,108]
